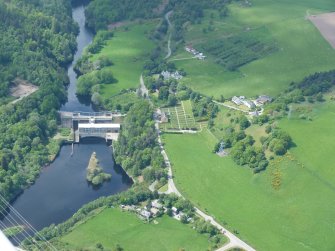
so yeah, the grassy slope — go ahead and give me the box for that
[163,124,335,251]
[61,208,213,251]
[91,22,156,98]
[172,0,335,98]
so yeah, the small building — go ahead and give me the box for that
[232,96,243,105]
[152,200,163,209]
[242,100,256,109]
[160,112,168,123]
[172,207,178,214]
[185,46,193,52]
[140,210,151,220]
[255,95,272,106]
[161,71,183,81]
[150,207,160,217]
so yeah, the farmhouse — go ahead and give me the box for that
[255,95,272,106]
[242,100,256,109]
[185,46,206,60]
[232,96,245,105]
[161,71,183,80]
[150,207,160,217]
[139,209,151,220]
[152,200,163,209]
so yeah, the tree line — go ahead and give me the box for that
[85,0,162,31]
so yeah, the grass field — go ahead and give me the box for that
[90,22,156,98]
[171,0,335,98]
[60,208,214,251]
[162,113,335,251]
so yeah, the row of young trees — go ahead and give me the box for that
[0,0,77,209]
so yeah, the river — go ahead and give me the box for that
[0,4,132,241]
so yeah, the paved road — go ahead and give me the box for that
[164,11,173,59]
[154,121,256,251]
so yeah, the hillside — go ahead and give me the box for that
[0,0,77,209]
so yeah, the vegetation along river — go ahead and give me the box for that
[0,4,132,237]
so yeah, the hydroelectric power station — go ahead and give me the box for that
[59,111,124,142]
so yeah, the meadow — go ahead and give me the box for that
[60,208,213,251]
[162,105,335,251]
[90,22,156,98]
[171,0,335,98]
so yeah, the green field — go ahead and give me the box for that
[90,22,156,98]
[60,208,214,251]
[171,0,335,98]
[162,114,335,251]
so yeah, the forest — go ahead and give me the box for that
[113,101,166,183]
[0,0,77,208]
[85,0,162,31]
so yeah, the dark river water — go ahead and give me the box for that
[1,4,132,240]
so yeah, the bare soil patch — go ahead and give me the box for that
[10,78,38,104]
[309,12,335,49]
[108,21,128,30]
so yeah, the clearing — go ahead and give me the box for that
[90,21,156,98]
[59,208,214,251]
[10,78,38,104]
[309,12,335,49]
[171,0,335,98]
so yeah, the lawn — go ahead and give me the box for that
[162,123,335,251]
[172,0,335,98]
[90,21,156,98]
[60,208,214,251]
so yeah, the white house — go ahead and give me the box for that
[242,100,256,109]
[140,209,151,220]
[152,200,163,209]
[232,96,243,105]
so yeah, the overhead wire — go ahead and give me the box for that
[0,193,58,251]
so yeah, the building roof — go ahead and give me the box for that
[152,200,163,208]
[78,123,120,129]
[150,207,159,215]
[140,210,151,218]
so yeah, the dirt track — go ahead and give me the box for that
[309,12,335,49]
[10,79,38,104]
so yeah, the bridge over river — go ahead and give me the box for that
[59,111,124,142]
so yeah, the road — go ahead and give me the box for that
[139,74,149,98]
[154,121,256,251]
[213,100,249,113]
[164,11,173,59]
[142,10,256,251]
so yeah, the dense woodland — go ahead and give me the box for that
[167,0,230,42]
[266,70,335,115]
[0,0,77,208]
[113,101,167,183]
[85,0,162,31]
